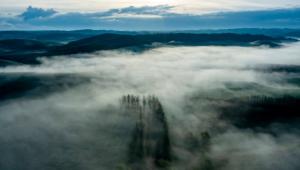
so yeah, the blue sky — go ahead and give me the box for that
[0,0,300,30]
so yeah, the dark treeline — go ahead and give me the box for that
[121,95,171,169]
[220,95,300,129]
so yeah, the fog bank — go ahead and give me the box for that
[0,43,299,170]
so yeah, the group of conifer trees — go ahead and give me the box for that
[121,95,171,169]
[120,94,215,170]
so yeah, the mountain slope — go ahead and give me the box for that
[50,33,294,55]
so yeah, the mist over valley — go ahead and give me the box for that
[0,39,299,169]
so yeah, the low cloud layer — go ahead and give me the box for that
[0,43,299,169]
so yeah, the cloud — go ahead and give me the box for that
[0,21,15,29]
[210,130,300,170]
[19,6,57,20]
[0,5,300,30]
[1,0,300,15]
[103,13,163,19]
[105,5,173,15]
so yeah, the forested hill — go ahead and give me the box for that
[0,33,297,65]
[50,33,294,55]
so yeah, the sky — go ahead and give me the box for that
[1,0,300,14]
[0,0,300,30]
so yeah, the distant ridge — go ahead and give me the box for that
[0,33,297,65]
[1,28,300,43]
[49,33,295,55]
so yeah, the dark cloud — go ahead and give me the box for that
[19,6,57,20]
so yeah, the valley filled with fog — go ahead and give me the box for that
[0,43,300,170]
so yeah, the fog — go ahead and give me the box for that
[0,43,300,170]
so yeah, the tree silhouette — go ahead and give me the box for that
[121,95,171,169]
